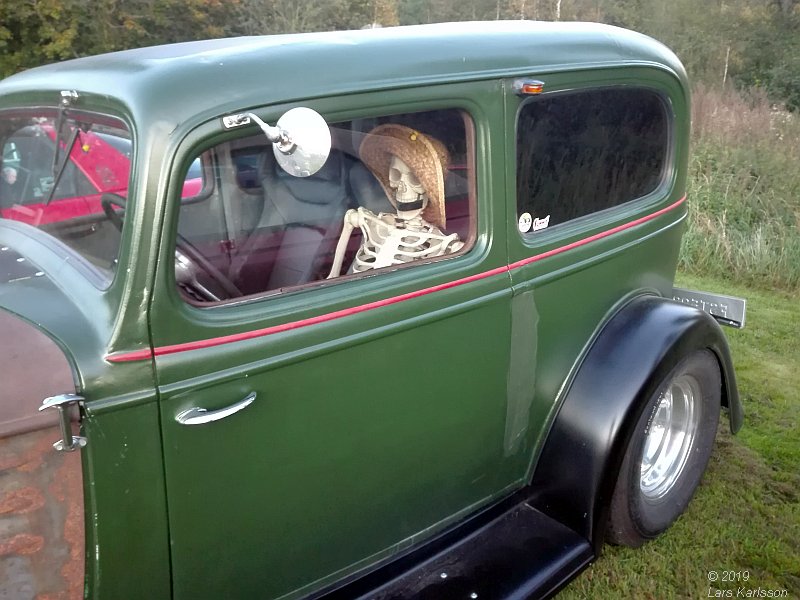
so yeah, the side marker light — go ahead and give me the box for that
[513,79,545,96]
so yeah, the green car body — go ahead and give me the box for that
[0,21,742,600]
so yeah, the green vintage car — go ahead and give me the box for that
[0,21,745,600]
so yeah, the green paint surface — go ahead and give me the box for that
[0,21,695,599]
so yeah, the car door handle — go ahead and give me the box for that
[175,392,256,426]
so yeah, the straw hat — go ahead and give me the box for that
[359,124,450,229]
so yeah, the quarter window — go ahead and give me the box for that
[0,112,133,279]
[516,87,669,231]
[175,109,475,304]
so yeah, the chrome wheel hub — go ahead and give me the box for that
[640,374,701,500]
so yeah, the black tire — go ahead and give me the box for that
[607,349,721,547]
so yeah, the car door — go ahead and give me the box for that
[148,85,520,600]
[502,70,688,479]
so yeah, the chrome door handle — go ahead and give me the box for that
[175,392,256,426]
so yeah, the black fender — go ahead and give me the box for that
[529,294,742,554]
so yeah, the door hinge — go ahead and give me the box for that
[39,393,87,452]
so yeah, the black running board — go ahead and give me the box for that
[320,500,593,600]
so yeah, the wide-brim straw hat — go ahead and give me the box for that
[359,124,450,229]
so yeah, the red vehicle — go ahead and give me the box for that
[1,121,201,226]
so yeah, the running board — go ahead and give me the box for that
[321,501,593,600]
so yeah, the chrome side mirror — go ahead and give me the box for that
[246,108,331,177]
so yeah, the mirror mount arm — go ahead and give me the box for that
[247,113,296,155]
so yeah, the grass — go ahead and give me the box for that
[680,85,800,292]
[560,272,800,599]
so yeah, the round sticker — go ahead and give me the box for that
[518,212,533,233]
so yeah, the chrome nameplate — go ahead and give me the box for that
[672,287,747,329]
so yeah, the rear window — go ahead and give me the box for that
[516,87,670,231]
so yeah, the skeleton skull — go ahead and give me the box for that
[388,156,428,216]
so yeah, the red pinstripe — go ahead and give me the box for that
[106,196,686,363]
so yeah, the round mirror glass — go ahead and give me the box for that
[273,107,332,177]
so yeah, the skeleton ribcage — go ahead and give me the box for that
[352,209,463,272]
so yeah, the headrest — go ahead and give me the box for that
[271,151,346,206]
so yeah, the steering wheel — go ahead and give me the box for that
[100,192,242,302]
[174,234,243,302]
[101,192,127,231]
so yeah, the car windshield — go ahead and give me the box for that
[0,110,132,281]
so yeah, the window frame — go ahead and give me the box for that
[0,106,136,291]
[513,83,676,241]
[169,104,480,309]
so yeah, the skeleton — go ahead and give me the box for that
[328,156,463,278]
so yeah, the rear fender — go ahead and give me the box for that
[529,295,741,553]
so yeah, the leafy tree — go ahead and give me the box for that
[233,0,330,35]
[371,0,400,25]
[0,0,82,76]
[231,0,397,34]
[0,0,241,77]
[2,0,799,110]
[733,1,800,109]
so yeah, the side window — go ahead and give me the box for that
[0,113,132,279]
[175,109,475,304]
[516,87,669,231]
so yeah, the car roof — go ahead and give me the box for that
[0,21,686,129]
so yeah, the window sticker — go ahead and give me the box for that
[532,215,550,232]
[518,212,532,233]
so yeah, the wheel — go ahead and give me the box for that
[607,349,721,547]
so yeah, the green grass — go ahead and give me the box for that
[680,138,800,291]
[680,87,800,292]
[560,273,800,599]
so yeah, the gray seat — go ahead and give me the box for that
[229,151,352,293]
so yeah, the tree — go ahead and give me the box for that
[772,0,798,15]
[371,0,400,26]
[3,0,799,111]
[0,0,82,76]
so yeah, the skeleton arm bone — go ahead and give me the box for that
[327,209,360,279]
